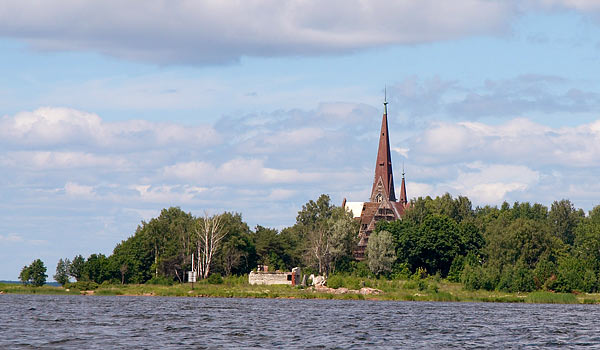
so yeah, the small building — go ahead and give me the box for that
[248,266,301,286]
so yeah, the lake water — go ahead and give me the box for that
[1,294,600,349]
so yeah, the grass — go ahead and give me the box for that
[525,291,578,304]
[2,277,600,305]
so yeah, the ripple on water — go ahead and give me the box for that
[1,295,600,349]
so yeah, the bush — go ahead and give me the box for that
[391,262,411,280]
[65,281,99,290]
[533,259,556,289]
[497,265,536,292]
[461,265,495,291]
[223,275,248,285]
[403,281,418,290]
[207,273,223,284]
[326,275,343,289]
[146,275,174,286]
[551,256,597,293]
[325,275,361,290]
[447,256,465,283]
[351,261,371,278]
[412,267,428,280]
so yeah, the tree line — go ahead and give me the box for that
[374,194,600,293]
[42,195,358,286]
[21,193,600,295]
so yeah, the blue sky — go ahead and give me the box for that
[2,0,600,280]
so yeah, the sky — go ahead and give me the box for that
[1,0,600,281]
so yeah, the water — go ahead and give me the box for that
[1,294,600,349]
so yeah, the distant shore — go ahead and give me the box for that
[2,279,598,305]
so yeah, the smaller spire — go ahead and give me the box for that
[399,163,408,206]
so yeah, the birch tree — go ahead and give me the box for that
[196,213,227,279]
[366,230,396,276]
[305,206,357,277]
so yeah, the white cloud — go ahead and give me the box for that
[163,158,322,185]
[0,234,24,243]
[534,0,600,11]
[404,182,434,199]
[64,182,95,198]
[392,147,410,158]
[268,189,297,201]
[133,184,207,203]
[449,163,540,204]
[414,118,600,167]
[0,151,128,170]
[0,0,514,65]
[0,107,220,149]
[0,234,47,245]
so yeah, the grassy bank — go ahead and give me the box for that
[2,277,599,304]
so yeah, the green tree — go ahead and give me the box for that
[109,228,154,284]
[296,194,334,226]
[20,259,47,287]
[69,255,85,281]
[415,214,462,276]
[403,193,474,225]
[214,212,256,276]
[19,265,31,285]
[549,199,584,245]
[83,254,112,283]
[366,230,396,276]
[54,258,70,286]
[253,225,290,270]
[303,206,356,276]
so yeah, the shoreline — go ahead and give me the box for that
[1,281,598,305]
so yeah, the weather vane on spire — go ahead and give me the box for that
[384,86,388,114]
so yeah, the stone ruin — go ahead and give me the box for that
[248,265,302,286]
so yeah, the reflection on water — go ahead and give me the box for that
[1,294,600,349]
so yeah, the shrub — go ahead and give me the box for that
[146,275,174,286]
[533,259,556,289]
[326,275,361,290]
[403,281,418,290]
[351,261,371,278]
[207,273,223,284]
[412,267,428,280]
[447,256,465,283]
[65,281,99,290]
[512,266,536,292]
[461,265,481,291]
[326,275,343,289]
[391,262,411,280]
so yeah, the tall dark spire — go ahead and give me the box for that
[370,92,396,202]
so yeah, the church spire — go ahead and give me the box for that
[370,92,396,202]
[399,163,408,205]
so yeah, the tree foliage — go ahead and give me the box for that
[366,230,396,276]
[54,258,70,286]
[20,259,47,287]
[30,193,600,295]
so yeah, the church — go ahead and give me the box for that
[342,98,408,260]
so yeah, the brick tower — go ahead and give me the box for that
[343,95,409,260]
